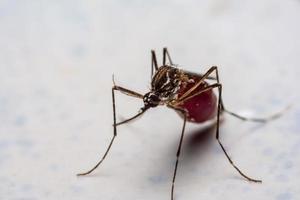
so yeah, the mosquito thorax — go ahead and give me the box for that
[143,92,161,108]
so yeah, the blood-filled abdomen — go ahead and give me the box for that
[176,78,217,123]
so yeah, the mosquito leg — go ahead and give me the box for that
[112,85,143,99]
[208,66,287,123]
[77,87,118,176]
[163,47,173,66]
[77,85,144,176]
[112,75,144,99]
[151,50,159,78]
[215,84,262,183]
[202,75,216,80]
[112,76,146,125]
[174,83,262,183]
[206,66,224,109]
[178,66,218,101]
[167,106,187,200]
[222,105,291,123]
[112,85,147,126]
[174,83,220,105]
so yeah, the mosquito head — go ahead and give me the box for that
[143,92,161,108]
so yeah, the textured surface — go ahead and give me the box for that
[0,0,300,200]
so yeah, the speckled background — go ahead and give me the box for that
[0,0,299,200]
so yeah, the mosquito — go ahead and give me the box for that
[77,48,284,200]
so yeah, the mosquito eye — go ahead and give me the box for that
[143,92,160,107]
[151,94,160,101]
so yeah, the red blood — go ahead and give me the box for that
[177,78,217,123]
